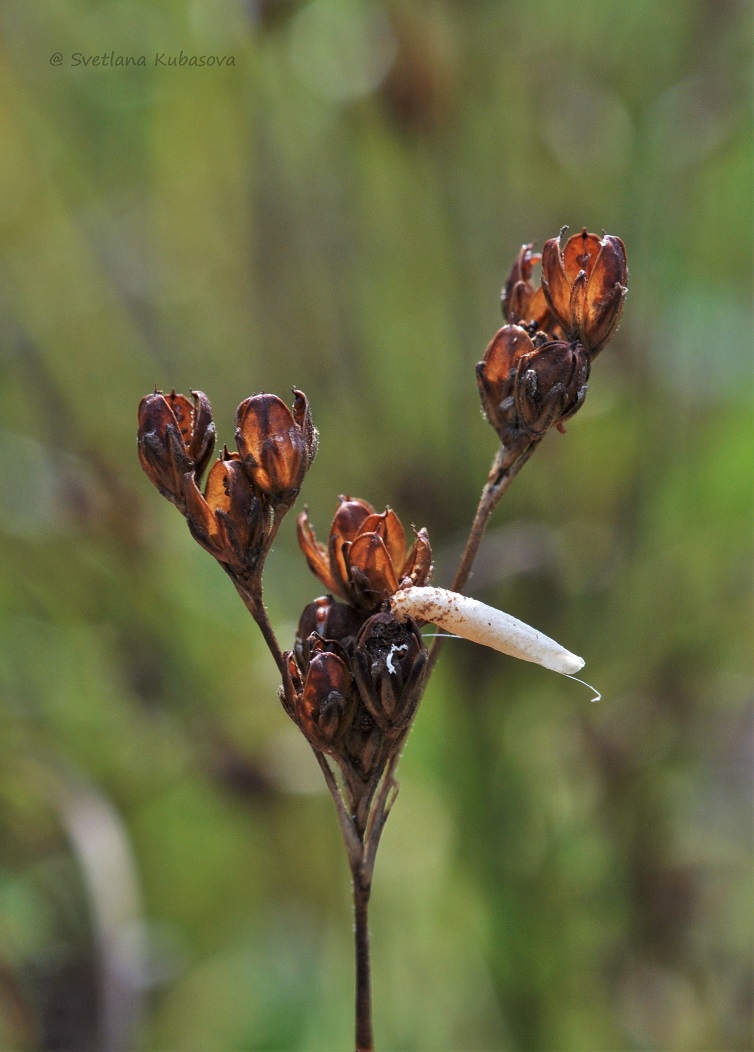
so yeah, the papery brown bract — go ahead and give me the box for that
[137,389,216,510]
[541,228,628,357]
[348,530,400,607]
[297,498,433,612]
[304,650,355,745]
[328,498,375,597]
[183,450,269,577]
[235,389,318,509]
[501,244,558,335]
[400,526,432,591]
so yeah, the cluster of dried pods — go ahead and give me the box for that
[137,225,627,1052]
[478,227,627,446]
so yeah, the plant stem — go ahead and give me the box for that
[229,506,290,673]
[425,438,539,678]
[352,872,373,1052]
[363,755,400,875]
[231,576,286,674]
[313,751,362,865]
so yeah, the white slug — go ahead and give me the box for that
[390,586,585,676]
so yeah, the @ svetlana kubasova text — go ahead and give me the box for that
[69,51,236,67]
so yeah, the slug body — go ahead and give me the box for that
[390,586,584,676]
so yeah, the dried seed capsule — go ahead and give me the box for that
[513,339,590,436]
[501,243,559,336]
[183,450,269,576]
[281,650,355,752]
[541,227,628,357]
[352,611,427,733]
[235,389,317,508]
[296,596,366,654]
[137,389,216,511]
[478,326,591,441]
[476,324,534,445]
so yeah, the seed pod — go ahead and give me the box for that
[352,611,427,733]
[296,596,366,654]
[281,650,355,752]
[390,586,584,675]
[541,227,628,357]
[476,324,533,444]
[235,389,317,509]
[514,339,590,436]
[183,450,269,575]
[137,389,215,510]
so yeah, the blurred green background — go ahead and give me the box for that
[0,1,751,1049]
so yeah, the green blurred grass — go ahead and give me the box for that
[0,1,751,1049]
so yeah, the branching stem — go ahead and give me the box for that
[425,438,539,678]
[232,576,286,675]
[238,436,543,1052]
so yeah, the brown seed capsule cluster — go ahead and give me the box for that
[281,591,427,811]
[478,228,628,445]
[281,499,432,809]
[297,497,432,612]
[137,388,317,585]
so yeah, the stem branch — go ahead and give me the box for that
[313,750,362,865]
[426,439,539,678]
[231,576,286,675]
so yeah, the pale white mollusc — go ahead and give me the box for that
[390,586,584,676]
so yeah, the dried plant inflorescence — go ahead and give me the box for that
[137,226,627,1052]
[478,227,627,451]
[297,497,432,611]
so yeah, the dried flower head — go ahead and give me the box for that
[137,389,215,510]
[297,498,432,611]
[284,594,428,808]
[541,227,628,357]
[138,386,318,602]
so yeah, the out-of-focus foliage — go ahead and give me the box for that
[0,0,751,1049]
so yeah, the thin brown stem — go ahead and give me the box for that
[363,753,400,875]
[231,576,286,674]
[352,874,373,1052]
[226,504,291,673]
[425,438,539,679]
[313,750,362,865]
